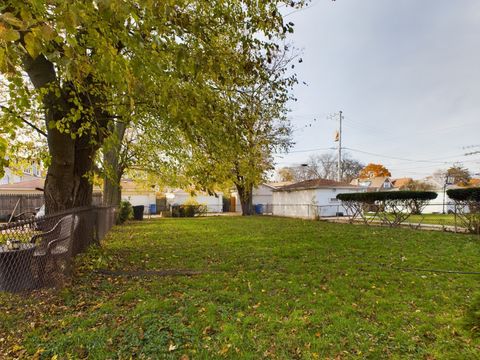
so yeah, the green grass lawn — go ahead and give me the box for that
[363,213,458,228]
[1,216,480,359]
[406,214,457,227]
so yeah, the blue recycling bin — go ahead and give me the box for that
[254,204,264,214]
[149,204,157,215]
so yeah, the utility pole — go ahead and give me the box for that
[337,110,343,182]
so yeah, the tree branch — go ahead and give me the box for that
[0,105,47,138]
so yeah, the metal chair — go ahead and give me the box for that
[30,214,79,287]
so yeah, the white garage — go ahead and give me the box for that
[272,179,364,219]
[120,180,157,213]
[231,182,293,214]
[165,189,223,213]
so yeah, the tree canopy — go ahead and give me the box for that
[446,164,471,186]
[0,0,304,212]
[359,163,392,179]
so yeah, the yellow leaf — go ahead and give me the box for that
[0,12,24,28]
[11,344,23,352]
[40,24,56,41]
[24,32,42,58]
[219,344,231,355]
[32,348,45,360]
[0,24,20,42]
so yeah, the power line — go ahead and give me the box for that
[343,116,480,141]
[385,154,474,168]
[278,146,335,154]
[343,147,451,164]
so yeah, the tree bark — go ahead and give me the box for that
[103,122,127,206]
[23,55,109,213]
[103,167,123,206]
[236,183,254,216]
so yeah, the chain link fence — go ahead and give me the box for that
[0,206,115,293]
[251,202,478,233]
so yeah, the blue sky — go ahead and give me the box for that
[276,0,480,179]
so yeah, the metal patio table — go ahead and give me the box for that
[0,243,36,292]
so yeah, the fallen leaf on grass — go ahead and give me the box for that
[203,326,216,335]
[219,344,231,356]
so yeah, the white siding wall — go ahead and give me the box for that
[423,191,455,214]
[314,189,342,217]
[272,190,318,219]
[272,187,365,219]
[233,185,275,213]
[167,192,223,212]
[122,193,157,213]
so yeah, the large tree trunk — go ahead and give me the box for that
[103,122,127,206]
[103,167,123,206]
[236,183,254,216]
[24,55,109,214]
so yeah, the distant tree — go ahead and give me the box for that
[281,152,363,183]
[229,49,296,215]
[446,164,471,186]
[277,167,295,182]
[341,157,365,183]
[400,180,434,191]
[359,163,392,179]
[397,180,435,214]
[307,153,337,180]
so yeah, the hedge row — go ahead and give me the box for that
[447,188,480,201]
[336,191,438,202]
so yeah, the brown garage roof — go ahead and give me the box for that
[392,177,413,188]
[0,178,45,190]
[274,178,360,192]
[468,178,480,187]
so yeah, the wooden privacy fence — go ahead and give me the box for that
[0,194,43,220]
[0,193,103,221]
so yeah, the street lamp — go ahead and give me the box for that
[443,175,453,214]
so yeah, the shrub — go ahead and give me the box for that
[171,205,207,218]
[336,191,438,202]
[172,197,208,218]
[336,191,438,226]
[117,201,133,224]
[447,188,480,233]
[447,188,480,201]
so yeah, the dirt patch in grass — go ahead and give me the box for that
[95,268,204,277]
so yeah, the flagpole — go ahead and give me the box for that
[337,111,343,182]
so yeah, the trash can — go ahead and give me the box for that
[149,204,157,215]
[254,204,264,215]
[132,205,144,220]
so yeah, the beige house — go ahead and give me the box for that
[350,176,393,191]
